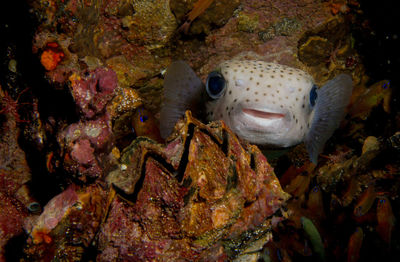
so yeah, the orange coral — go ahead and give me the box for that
[40,43,64,71]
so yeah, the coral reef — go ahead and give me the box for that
[0,86,37,260]
[23,112,289,261]
[0,0,398,260]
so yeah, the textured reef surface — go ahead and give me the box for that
[0,0,399,261]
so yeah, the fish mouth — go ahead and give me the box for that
[242,108,286,119]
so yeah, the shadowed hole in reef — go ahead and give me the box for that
[1,0,79,206]
[4,234,27,261]
[175,123,195,183]
[250,152,256,171]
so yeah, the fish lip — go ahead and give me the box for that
[230,105,292,146]
[242,107,286,119]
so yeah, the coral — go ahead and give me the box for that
[0,192,27,260]
[24,184,107,261]
[119,0,177,48]
[0,86,33,261]
[258,17,301,41]
[40,42,65,71]
[69,67,117,119]
[60,114,112,180]
[63,114,112,150]
[237,12,259,33]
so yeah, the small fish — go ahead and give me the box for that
[376,196,395,244]
[348,80,391,120]
[347,227,363,262]
[301,216,325,261]
[132,107,163,143]
[353,185,376,217]
[307,186,325,220]
[160,60,353,163]
[285,173,311,197]
[179,0,214,34]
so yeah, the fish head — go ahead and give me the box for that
[205,60,316,147]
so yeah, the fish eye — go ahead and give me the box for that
[309,84,318,107]
[206,71,226,99]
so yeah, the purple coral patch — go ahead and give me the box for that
[71,68,117,118]
[71,139,95,165]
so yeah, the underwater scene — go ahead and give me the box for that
[0,0,398,261]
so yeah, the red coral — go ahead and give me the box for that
[70,68,117,119]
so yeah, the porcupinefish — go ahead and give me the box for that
[160,60,353,163]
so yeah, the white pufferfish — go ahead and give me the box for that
[160,60,353,163]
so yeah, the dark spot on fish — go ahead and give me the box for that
[234,69,237,72]
[256,82,260,85]
[271,94,275,97]
[250,77,253,80]
[246,87,250,91]
[276,90,280,93]
[298,88,302,92]
[297,78,300,81]
[280,75,284,78]
[301,125,303,130]
[226,106,229,111]
[289,72,293,75]
[302,104,305,108]
[220,113,223,117]
[280,70,284,73]
[267,84,271,88]
[210,112,213,115]
[238,65,241,67]
[255,99,259,102]
[263,93,266,96]
[261,69,264,72]
[250,70,254,73]
[241,70,244,72]
[229,90,232,95]
[224,71,228,74]
[234,99,237,102]
[260,74,264,77]
[246,99,250,102]
[273,70,276,73]
[280,105,283,108]
[296,97,299,101]
[271,75,274,78]
[255,91,258,95]
[296,119,298,123]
